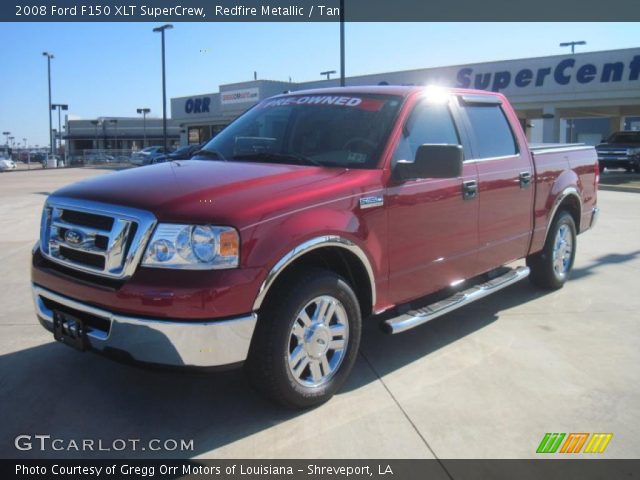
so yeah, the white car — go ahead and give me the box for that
[0,158,17,171]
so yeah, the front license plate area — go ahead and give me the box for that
[53,311,87,351]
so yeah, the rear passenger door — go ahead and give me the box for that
[458,96,535,273]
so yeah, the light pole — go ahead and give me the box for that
[42,52,54,155]
[91,120,100,150]
[560,41,586,54]
[339,0,345,86]
[136,108,150,148]
[109,119,118,151]
[51,104,68,154]
[2,131,9,147]
[153,24,173,152]
[321,70,336,80]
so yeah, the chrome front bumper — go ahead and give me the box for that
[32,284,257,367]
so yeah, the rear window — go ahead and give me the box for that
[464,105,518,159]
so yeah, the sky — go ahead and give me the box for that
[0,22,638,147]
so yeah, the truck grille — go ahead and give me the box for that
[597,149,629,159]
[39,197,157,279]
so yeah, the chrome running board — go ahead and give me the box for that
[383,266,530,334]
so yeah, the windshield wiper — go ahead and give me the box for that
[232,152,322,166]
[193,148,226,161]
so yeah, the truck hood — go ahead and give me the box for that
[596,143,640,150]
[53,160,376,229]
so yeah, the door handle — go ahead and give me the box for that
[462,180,478,200]
[519,171,532,188]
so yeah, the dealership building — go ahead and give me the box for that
[171,47,640,146]
[64,117,180,158]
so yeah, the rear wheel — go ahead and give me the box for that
[245,268,361,409]
[527,211,577,289]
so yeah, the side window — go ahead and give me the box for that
[464,105,518,159]
[393,102,460,164]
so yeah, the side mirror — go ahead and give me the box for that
[395,144,463,181]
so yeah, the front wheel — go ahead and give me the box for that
[245,268,362,409]
[527,211,577,289]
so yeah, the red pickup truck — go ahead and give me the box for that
[32,86,599,408]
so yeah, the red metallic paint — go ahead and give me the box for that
[32,86,598,321]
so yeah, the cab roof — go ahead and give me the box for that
[272,85,501,99]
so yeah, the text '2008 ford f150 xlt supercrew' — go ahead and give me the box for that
[32,86,599,408]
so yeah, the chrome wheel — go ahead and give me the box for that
[552,224,573,277]
[287,295,349,388]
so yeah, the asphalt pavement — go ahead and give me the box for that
[0,167,638,460]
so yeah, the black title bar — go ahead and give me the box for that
[3,0,640,22]
[4,459,640,480]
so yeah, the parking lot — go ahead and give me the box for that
[0,167,638,460]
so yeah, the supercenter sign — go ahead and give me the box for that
[455,54,640,92]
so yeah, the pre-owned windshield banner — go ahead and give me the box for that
[3,0,640,22]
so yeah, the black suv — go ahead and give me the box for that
[596,131,640,173]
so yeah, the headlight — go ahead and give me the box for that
[629,147,640,155]
[142,224,239,269]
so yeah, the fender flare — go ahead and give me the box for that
[252,235,376,311]
[543,186,582,244]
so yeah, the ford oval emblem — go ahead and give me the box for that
[64,229,84,246]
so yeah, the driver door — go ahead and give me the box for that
[386,98,480,305]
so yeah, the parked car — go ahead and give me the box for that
[0,157,17,171]
[84,153,115,164]
[596,130,640,173]
[130,146,172,166]
[151,142,206,164]
[31,86,599,408]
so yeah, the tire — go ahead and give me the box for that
[527,211,577,289]
[245,268,362,409]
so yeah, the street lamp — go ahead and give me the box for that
[51,104,68,154]
[136,108,151,147]
[90,120,101,150]
[559,41,586,54]
[42,52,54,155]
[321,70,336,80]
[153,24,173,152]
[339,0,345,86]
[109,119,118,151]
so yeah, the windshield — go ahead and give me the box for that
[607,132,640,144]
[196,94,403,168]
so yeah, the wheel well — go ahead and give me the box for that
[261,247,373,318]
[556,194,581,234]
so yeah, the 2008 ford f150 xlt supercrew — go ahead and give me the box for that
[32,86,599,408]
